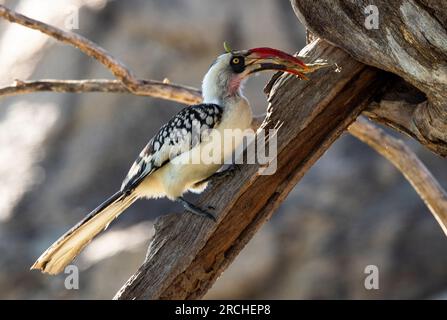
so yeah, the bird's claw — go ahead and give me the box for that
[186,206,216,222]
[177,197,217,222]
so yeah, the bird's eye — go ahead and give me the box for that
[230,56,245,73]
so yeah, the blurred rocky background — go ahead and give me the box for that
[0,0,446,299]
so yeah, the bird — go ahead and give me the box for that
[31,45,311,275]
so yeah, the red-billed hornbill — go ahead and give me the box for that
[32,46,311,274]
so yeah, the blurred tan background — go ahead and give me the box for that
[0,0,446,299]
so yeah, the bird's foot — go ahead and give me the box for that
[177,197,217,222]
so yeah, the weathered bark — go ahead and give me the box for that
[115,39,390,299]
[363,77,439,154]
[292,0,447,157]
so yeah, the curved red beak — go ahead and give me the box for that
[243,47,310,80]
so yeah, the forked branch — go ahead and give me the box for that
[0,4,201,104]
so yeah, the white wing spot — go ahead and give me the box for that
[206,116,213,126]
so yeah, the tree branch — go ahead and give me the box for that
[0,4,137,92]
[0,4,202,104]
[0,4,327,107]
[0,79,202,105]
[349,117,447,236]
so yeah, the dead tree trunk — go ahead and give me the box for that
[292,0,447,157]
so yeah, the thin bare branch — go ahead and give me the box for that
[0,80,272,129]
[349,117,447,236]
[0,79,202,105]
[0,5,203,105]
[0,4,140,91]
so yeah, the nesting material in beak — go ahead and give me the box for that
[233,47,329,80]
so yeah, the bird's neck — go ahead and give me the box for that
[202,69,245,106]
[202,69,252,130]
[203,91,244,107]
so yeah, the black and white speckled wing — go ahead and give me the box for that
[120,103,223,192]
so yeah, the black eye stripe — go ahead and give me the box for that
[230,56,244,65]
[230,55,245,73]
